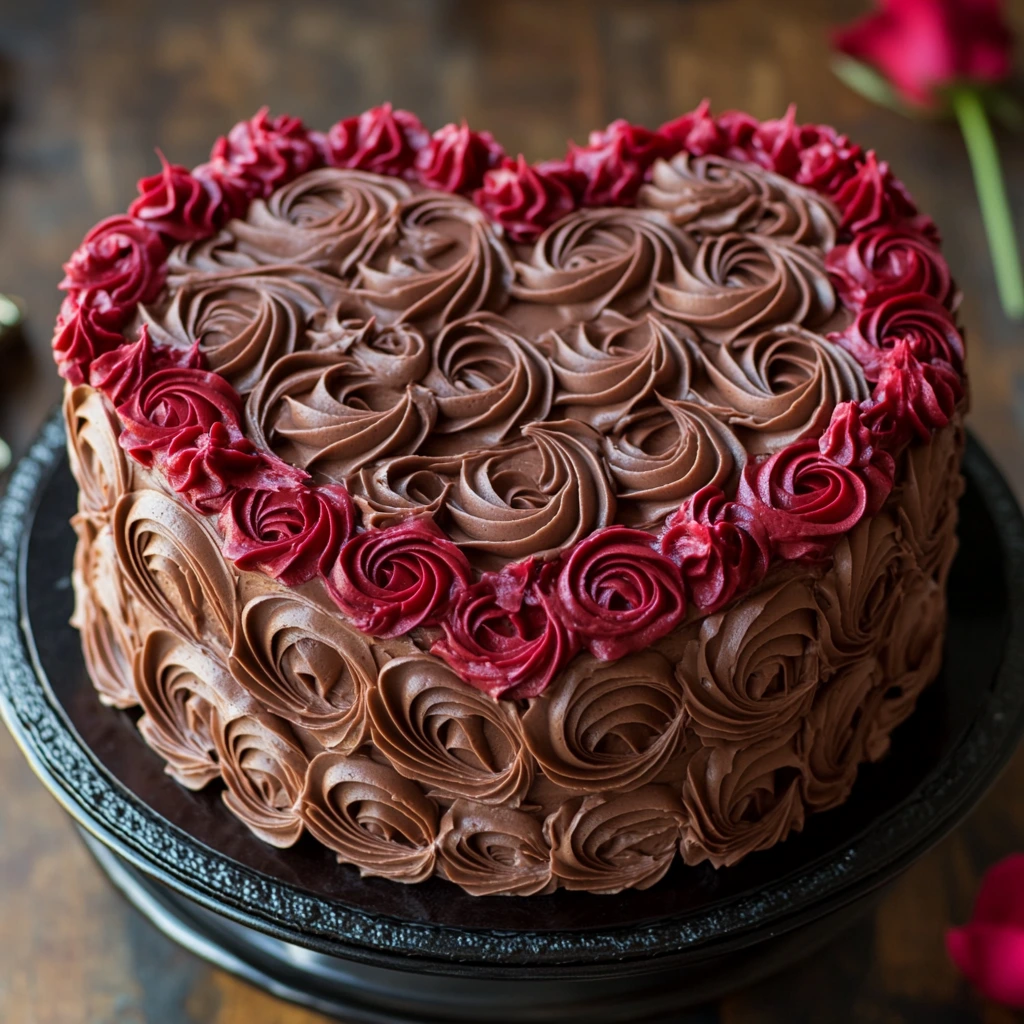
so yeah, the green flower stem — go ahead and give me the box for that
[951,87,1024,320]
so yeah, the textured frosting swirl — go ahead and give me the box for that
[546,787,686,893]
[522,650,686,792]
[654,232,836,341]
[229,592,376,751]
[639,152,838,247]
[368,655,533,805]
[677,578,824,744]
[510,208,689,320]
[693,325,867,454]
[437,801,555,896]
[113,488,237,651]
[64,385,131,514]
[298,753,438,883]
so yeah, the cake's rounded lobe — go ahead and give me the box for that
[368,654,534,805]
[212,706,309,848]
[437,800,555,897]
[546,787,686,894]
[229,592,375,751]
[298,752,438,883]
[522,649,687,792]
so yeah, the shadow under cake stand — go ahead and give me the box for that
[1,411,1023,1024]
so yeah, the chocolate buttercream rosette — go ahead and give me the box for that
[53,102,967,896]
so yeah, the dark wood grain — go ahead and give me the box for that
[1,1,1023,1020]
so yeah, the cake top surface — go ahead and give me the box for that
[53,103,966,700]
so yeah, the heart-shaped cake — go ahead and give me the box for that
[57,103,966,895]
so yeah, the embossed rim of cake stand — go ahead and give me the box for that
[1,409,1023,979]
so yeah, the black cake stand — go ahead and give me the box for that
[2,411,1024,1024]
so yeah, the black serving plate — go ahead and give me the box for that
[1,412,1023,1023]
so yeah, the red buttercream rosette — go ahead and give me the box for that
[659,485,771,614]
[473,156,583,242]
[327,518,472,638]
[554,526,686,662]
[415,121,506,193]
[316,103,429,177]
[432,560,578,700]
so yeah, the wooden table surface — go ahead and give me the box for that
[1,1,1024,1021]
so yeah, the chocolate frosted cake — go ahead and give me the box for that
[55,104,966,896]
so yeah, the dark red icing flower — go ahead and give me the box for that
[658,485,770,615]
[327,518,472,638]
[827,225,956,310]
[60,215,166,315]
[115,365,247,466]
[200,107,319,203]
[568,119,675,206]
[817,400,890,469]
[744,105,821,177]
[432,560,578,700]
[795,132,865,194]
[51,295,125,385]
[861,339,963,450]
[221,483,356,585]
[737,436,895,561]
[832,151,938,241]
[414,121,506,193]
[163,422,264,513]
[317,103,429,177]
[89,326,203,406]
[659,100,725,157]
[473,156,582,242]
[128,152,226,242]
[832,290,964,380]
[555,526,686,662]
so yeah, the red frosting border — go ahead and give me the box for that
[53,102,967,700]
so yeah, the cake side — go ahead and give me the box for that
[66,376,963,893]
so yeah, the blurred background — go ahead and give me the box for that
[0,2,1023,1021]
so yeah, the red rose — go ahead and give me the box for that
[327,518,472,638]
[860,338,963,449]
[817,399,894,470]
[568,119,674,206]
[658,485,770,614]
[473,156,582,242]
[433,561,578,700]
[89,326,202,407]
[834,0,1013,109]
[163,422,264,514]
[317,103,429,177]
[60,215,166,315]
[659,100,726,157]
[555,526,686,662]
[414,121,506,193]
[221,483,356,584]
[115,366,246,466]
[832,290,964,379]
[826,225,957,310]
[128,152,227,242]
[201,107,319,202]
[947,854,1024,1010]
[832,151,938,240]
[738,436,895,561]
[51,295,124,385]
